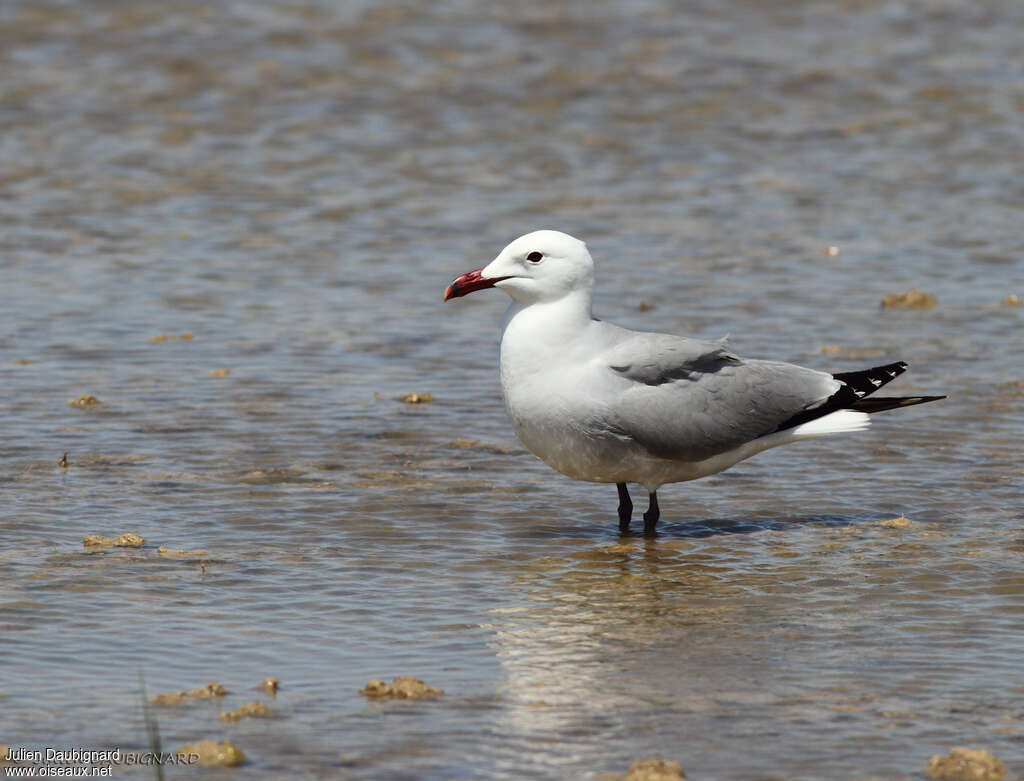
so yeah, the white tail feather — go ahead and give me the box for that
[789,409,871,439]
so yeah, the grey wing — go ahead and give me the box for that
[604,333,840,461]
[606,333,741,384]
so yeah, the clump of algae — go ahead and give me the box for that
[881,288,936,309]
[925,747,1005,781]
[619,758,687,781]
[177,740,244,767]
[360,675,442,699]
[220,702,272,723]
[151,682,228,705]
[83,533,145,548]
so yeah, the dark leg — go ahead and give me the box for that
[642,491,660,535]
[616,483,633,532]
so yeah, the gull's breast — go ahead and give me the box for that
[500,364,636,482]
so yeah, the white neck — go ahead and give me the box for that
[498,290,595,388]
[501,288,593,337]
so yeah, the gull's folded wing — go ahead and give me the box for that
[604,332,841,461]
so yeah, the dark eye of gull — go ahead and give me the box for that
[526,251,543,263]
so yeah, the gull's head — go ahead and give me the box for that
[444,230,594,305]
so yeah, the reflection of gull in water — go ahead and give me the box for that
[485,540,758,772]
[482,531,936,777]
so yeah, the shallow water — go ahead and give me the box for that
[2,1,1023,779]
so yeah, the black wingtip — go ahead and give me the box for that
[832,361,908,399]
[852,394,946,413]
[775,361,943,433]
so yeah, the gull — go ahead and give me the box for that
[444,230,944,534]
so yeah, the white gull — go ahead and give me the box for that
[445,230,944,534]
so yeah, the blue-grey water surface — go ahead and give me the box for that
[2,1,1023,779]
